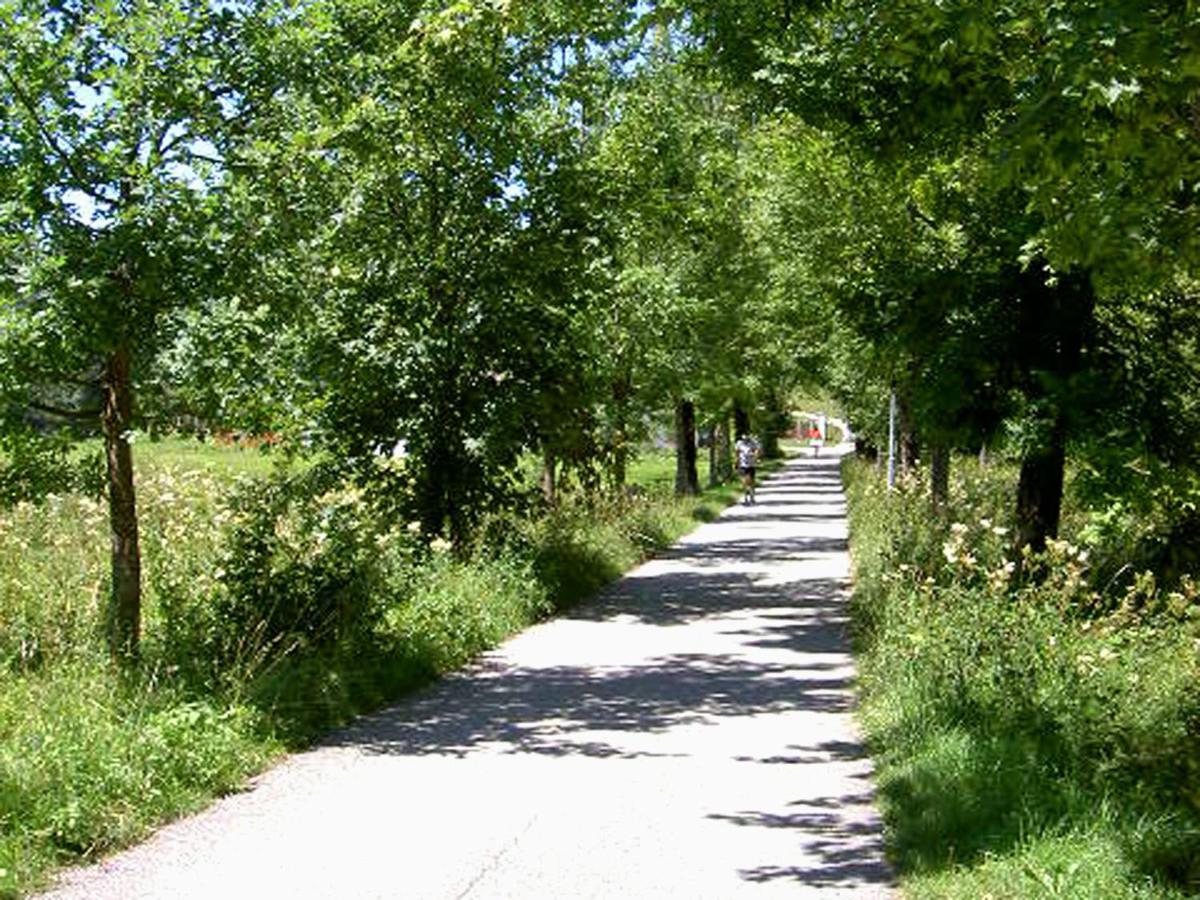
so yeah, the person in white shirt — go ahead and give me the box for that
[734,433,761,504]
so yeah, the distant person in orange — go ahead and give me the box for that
[808,423,823,457]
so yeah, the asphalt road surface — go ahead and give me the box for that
[42,448,894,899]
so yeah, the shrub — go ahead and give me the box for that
[213,466,417,666]
[389,551,551,675]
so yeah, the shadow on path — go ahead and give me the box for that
[323,453,894,894]
[330,561,854,761]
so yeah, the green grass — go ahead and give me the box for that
[0,438,787,897]
[843,456,1200,899]
[133,435,283,478]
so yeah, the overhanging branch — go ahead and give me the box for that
[27,400,101,420]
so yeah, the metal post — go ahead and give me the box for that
[887,390,897,490]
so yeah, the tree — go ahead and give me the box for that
[239,0,643,541]
[0,0,247,663]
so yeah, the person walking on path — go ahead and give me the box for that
[40,448,893,900]
[735,432,761,504]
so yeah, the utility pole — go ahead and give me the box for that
[887,390,897,490]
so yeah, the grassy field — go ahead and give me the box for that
[0,437,786,898]
[843,456,1200,899]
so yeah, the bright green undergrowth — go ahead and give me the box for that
[0,439,769,897]
[844,457,1200,899]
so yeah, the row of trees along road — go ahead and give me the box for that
[0,2,813,665]
[681,0,1200,563]
[6,0,1197,665]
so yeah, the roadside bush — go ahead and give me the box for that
[0,659,270,898]
[0,494,106,672]
[213,467,413,665]
[389,551,551,675]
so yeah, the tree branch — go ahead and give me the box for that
[27,400,102,420]
[0,60,92,189]
[184,148,225,166]
[906,199,938,230]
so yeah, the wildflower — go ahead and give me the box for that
[430,537,452,554]
[991,525,1009,537]
[407,521,422,534]
[950,522,969,534]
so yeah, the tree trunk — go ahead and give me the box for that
[898,393,919,474]
[733,403,751,440]
[855,439,878,462]
[1012,266,1092,567]
[674,399,699,496]
[610,374,631,491]
[612,443,627,493]
[761,425,782,460]
[708,426,718,488]
[102,346,141,666]
[930,443,950,511]
[1015,419,1067,558]
[541,443,557,506]
[710,418,732,486]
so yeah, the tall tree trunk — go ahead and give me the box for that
[1015,418,1067,558]
[855,438,878,462]
[710,418,732,486]
[674,399,699,496]
[610,373,631,491]
[930,443,950,512]
[733,403,751,440]
[898,393,919,474]
[102,346,141,666]
[708,425,718,488]
[760,391,788,459]
[1012,266,1093,567]
[612,443,627,493]
[541,443,557,506]
[761,425,782,460]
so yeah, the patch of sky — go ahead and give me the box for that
[67,81,112,117]
[57,188,111,229]
[495,163,526,202]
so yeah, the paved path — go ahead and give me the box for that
[43,450,894,899]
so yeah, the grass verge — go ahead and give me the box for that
[843,456,1200,899]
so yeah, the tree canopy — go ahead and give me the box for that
[2,0,1198,660]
